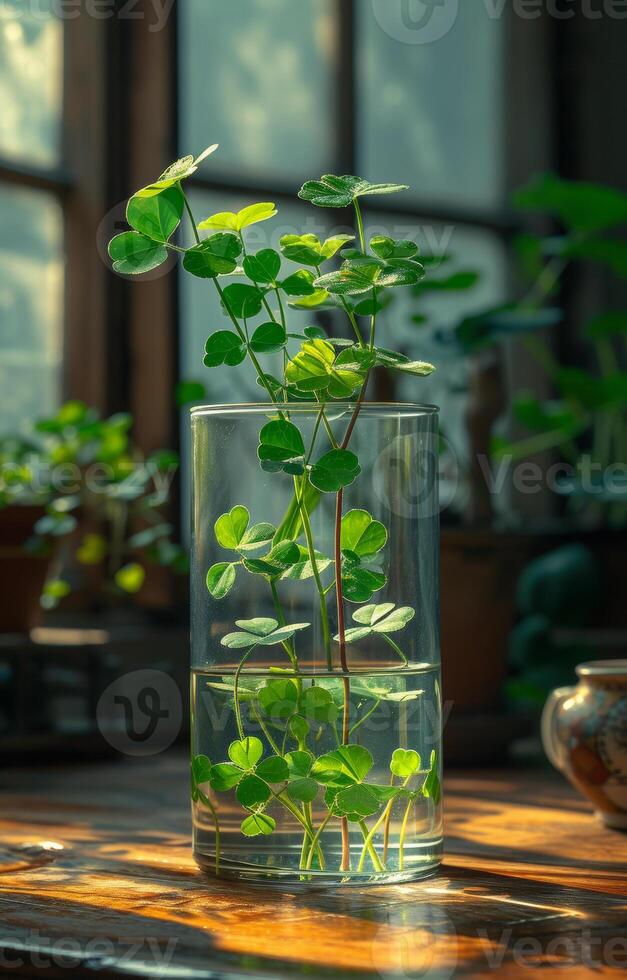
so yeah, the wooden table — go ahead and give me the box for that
[0,751,625,978]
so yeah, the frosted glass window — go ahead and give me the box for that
[358,4,504,211]
[0,185,64,435]
[179,0,337,185]
[0,2,63,167]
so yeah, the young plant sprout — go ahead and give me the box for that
[110,146,442,883]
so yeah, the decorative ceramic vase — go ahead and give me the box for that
[542,660,627,830]
[190,403,443,885]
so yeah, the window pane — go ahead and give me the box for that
[358,4,504,211]
[0,2,63,167]
[179,0,337,185]
[0,184,64,435]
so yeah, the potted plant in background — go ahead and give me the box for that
[110,150,442,884]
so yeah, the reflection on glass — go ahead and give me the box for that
[0,184,64,434]
[0,1,63,167]
[358,5,504,210]
[180,0,336,184]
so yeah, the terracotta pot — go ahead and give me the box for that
[0,506,49,633]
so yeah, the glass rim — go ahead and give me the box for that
[190,401,440,418]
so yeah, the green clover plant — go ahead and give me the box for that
[109,147,439,878]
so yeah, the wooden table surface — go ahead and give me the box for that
[0,751,625,979]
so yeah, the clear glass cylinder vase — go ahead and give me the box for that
[190,402,442,886]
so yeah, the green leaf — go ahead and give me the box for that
[221,283,265,319]
[243,249,281,284]
[413,271,480,293]
[391,360,436,377]
[108,232,167,275]
[126,185,183,243]
[288,715,310,742]
[299,686,338,725]
[204,331,246,368]
[183,233,241,278]
[176,380,206,406]
[353,603,415,633]
[210,763,242,791]
[390,748,421,777]
[199,202,277,233]
[288,289,335,310]
[341,509,387,558]
[221,618,309,649]
[315,257,423,297]
[280,545,332,581]
[309,449,361,493]
[228,736,264,770]
[114,563,145,594]
[258,678,299,721]
[311,744,373,786]
[514,174,627,234]
[565,238,627,277]
[215,505,250,549]
[342,566,386,603]
[257,419,305,474]
[192,754,212,789]
[423,751,441,803]
[287,777,318,804]
[299,174,408,209]
[256,756,290,783]
[333,784,380,820]
[239,522,276,551]
[370,236,419,260]
[243,540,300,577]
[280,269,316,296]
[240,812,276,836]
[206,562,237,599]
[285,750,313,777]
[585,312,627,339]
[236,773,271,809]
[249,322,287,354]
[279,233,355,266]
[285,340,365,398]
[42,579,71,601]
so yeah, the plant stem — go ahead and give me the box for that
[305,810,333,870]
[198,788,221,873]
[252,704,283,757]
[272,790,325,869]
[293,475,332,668]
[348,698,381,738]
[233,646,258,739]
[381,633,409,667]
[354,199,366,253]
[270,579,298,668]
[182,190,201,246]
[358,820,384,872]
[398,797,414,871]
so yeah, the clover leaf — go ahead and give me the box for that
[332,783,380,820]
[423,750,441,803]
[315,258,423,297]
[198,202,277,233]
[184,233,241,279]
[249,322,287,354]
[370,235,419,260]
[257,419,305,475]
[108,232,167,276]
[342,565,387,603]
[229,735,264,769]
[242,540,300,578]
[285,340,365,398]
[243,249,281,284]
[241,813,276,836]
[338,603,415,644]
[214,505,275,552]
[221,618,309,649]
[126,185,183,243]
[206,561,237,599]
[203,331,246,368]
[280,269,317,297]
[133,144,219,197]
[390,749,421,778]
[341,509,387,558]
[221,283,265,319]
[299,174,408,209]
[287,777,319,804]
[191,754,212,802]
[309,449,361,492]
[280,545,332,581]
[311,744,373,787]
[279,233,355,266]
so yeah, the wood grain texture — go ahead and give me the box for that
[0,754,625,978]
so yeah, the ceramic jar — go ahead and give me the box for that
[542,660,627,830]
